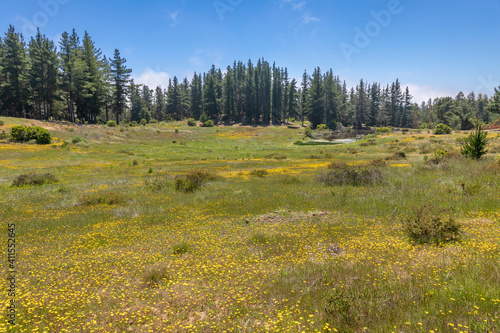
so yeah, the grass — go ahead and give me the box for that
[0,116,499,332]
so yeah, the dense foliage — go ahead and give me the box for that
[461,124,489,159]
[1,25,499,128]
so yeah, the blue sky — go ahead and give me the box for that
[1,0,500,103]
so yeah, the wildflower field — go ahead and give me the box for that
[0,118,499,332]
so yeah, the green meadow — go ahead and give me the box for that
[1,117,499,332]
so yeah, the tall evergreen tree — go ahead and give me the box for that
[354,79,367,129]
[223,65,236,122]
[28,28,59,120]
[0,25,31,118]
[307,67,324,128]
[153,85,166,121]
[368,82,380,126]
[323,69,339,129]
[110,48,131,124]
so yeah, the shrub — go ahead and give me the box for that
[265,153,287,160]
[385,151,406,160]
[187,118,196,127]
[250,169,269,177]
[10,126,27,142]
[304,127,314,138]
[11,172,58,187]
[376,127,392,133]
[289,118,296,122]
[0,130,6,139]
[203,119,214,127]
[29,126,51,144]
[106,120,116,127]
[316,124,328,130]
[172,242,191,255]
[142,262,170,288]
[140,118,147,126]
[461,124,488,159]
[0,120,5,126]
[434,123,452,135]
[71,136,84,144]
[79,190,126,206]
[401,205,461,244]
[144,177,170,191]
[248,233,269,245]
[318,164,383,186]
[175,170,216,193]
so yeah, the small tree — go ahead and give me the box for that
[434,123,452,135]
[461,124,488,159]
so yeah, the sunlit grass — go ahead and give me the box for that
[0,117,499,332]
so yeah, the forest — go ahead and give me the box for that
[1,25,499,129]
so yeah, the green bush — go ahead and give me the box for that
[187,118,197,127]
[10,126,27,142]
[71,136,84,144]
[11,172,58,187]
[175,170,216,193]
[0,130,6,139]
[0,120,5,126]
[106,120,117,127]
[203,119,214,127]
[144,177,170,191]
[434,123,452,135]
[304,127,314,138]
[250,169,269,178]
[376,127,392,133]
[11,125,51,144]
[401,205,461,244]
[318,164,383,186]
[140,118,147,126]
[461,124,488,159]
[316,124,328,130]
[172,242,191,255]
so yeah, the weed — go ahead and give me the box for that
[11,172,58,186]
[145,177,170,191]
[172,242,191,255]
[250,169,269,177]
[318,164,383,186]
[142,262,170,288]
[79,190,126,206]
[401,205,461,244]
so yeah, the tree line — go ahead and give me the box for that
[1,25,499,128]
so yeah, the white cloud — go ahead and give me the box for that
[302,11,320,24]
[403,83,456,104]
[169,11,179,26]
[133,69,171,89]
[279,0,306,10]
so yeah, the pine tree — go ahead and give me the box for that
[59,30,83,122]
[307,67,324,128]
[401,86,412,128]
[288,78,299,121]
[153,85,166,121]
[323,69,339,129]
[368,82,380,126]
[28,28,59,120]
[110,49,131,124]
[190,73,203,120]
[129,81,142,122]
[271,63,282,124]
[244,60,255,124]
[354,79,367,129]
[223,66,236,122]
[0,25,31,118]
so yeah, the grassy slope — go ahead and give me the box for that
[0,117,499,332]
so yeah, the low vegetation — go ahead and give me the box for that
[11,172,58,186]
[1,118,499,332]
